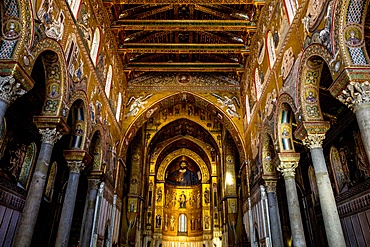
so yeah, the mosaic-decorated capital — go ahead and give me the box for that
[0,75,27,104]
[337,81,370,112]
[39,128,62,145]
[277,153,300,178]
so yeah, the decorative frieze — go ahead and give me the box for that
[337,193,370,218]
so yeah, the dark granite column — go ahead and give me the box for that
[80,178,101,247]
[55,150,91,247]
[265,180,283,247]
[14,117,68,247]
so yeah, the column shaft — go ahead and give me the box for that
[355,105,370,163]
[310,147,346,247]
[284,176,306,247]
[0,100,8,127]
[13,142,54,247]
[81,185,99,247]
[267,191,283,247]
[55,171,81,247]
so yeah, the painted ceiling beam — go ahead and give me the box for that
[123,62,244,72]
[106,0,265,4]
[111,20,257,31]
[118,43,250,54]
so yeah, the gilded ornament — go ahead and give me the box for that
[302,133,326,149]
[277,161,298,178]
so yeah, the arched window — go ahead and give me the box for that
[266,31,276,68]
[178,214,187,232]
[254,68,262,101]
[105,65,113,98]
[245,95,251,124]
[65,34,79,77]
[67,0,82,17]
[90,28,100,66]
[284,0,298,24]
[116,92,122,121]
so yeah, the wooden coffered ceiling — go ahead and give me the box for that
[104,0,265,82]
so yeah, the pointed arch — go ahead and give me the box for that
[120,92,246,163]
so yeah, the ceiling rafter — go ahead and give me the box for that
[111,20,257,31]
[118,43,249,54]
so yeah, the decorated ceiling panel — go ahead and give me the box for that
[104,1,265,82]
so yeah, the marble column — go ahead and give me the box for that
[0,75,26,127]
[338,81,370,163]
[265,180,283,247]
[80,178,101,247]
[260,185,272,247]
[55,161,85,247]
[248,197,256,247]
[13,128,62,247]
[91,182,105,247]
[303,133,346,247]
[277,153,306,247]
[109,194,117,247]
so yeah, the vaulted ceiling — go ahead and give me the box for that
[104,0,265,83]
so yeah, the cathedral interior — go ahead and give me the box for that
[1,0,370,246]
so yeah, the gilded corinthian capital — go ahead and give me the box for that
[337,81,370,112]
[302,133,326,149]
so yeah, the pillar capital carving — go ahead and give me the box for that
[0,75,27,104]
[294,121,330,149]
[39,128,62,144]
[67,160,85,174]
[302,133,326,149]
[88,178,101,190]
[277,153,300,178]
[264,180,278,193]
[337,81,370,112]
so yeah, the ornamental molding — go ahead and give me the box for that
[337,81,370,112]
[0,76,27,104]
[39,128,62,145]
[67,161,85,174]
